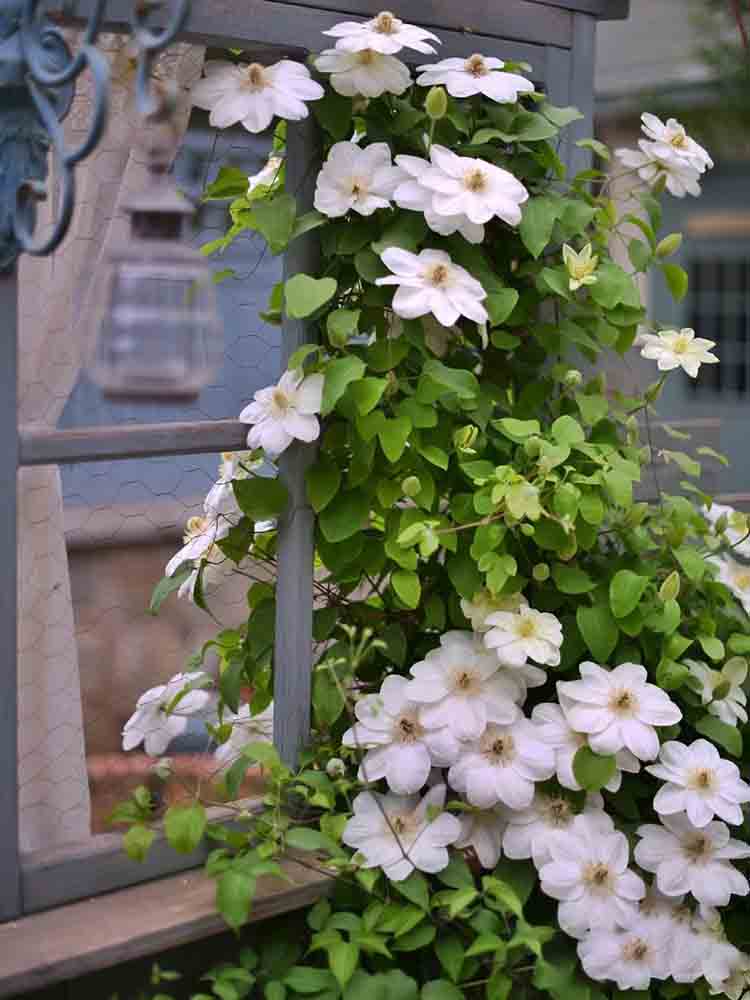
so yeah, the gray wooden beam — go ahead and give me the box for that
[0,267,20,923]
[273,116,320,769]
[19,420,248,466]
[566,13,598,177]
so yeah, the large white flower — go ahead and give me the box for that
[672,909,748,989]
[455,808,507,869]
[191,59,323,133]
[578,919,671,990]
[393,153,485,244]
[448,718,555,810]
[531,702,640,792]
[239,369,324,458]
[638,328,718,378]
[635,813,750,907]
[704,501,750,559]
[405,631,525,741]
[687,658,748,728]
[539,815,645,938]
[416,54,534,103]
[314,142,405,218]
[323,11,440,55]
[502,790,612,868]
[314,48,411,97]
[165,514,230,579]
[640,113,713,173]
[376,248,488,327]
[709,554,750,615]
[557,661,682,761]
[409,145,529,227]
[214,702,274,769]
[616,142,703,198]
[461,590,528,633]
[483,606,563,669]
[708,950,750,1000]
[342,675,460,794]
[341,784,461,881]
[122,672,215,756]
[647,738,750,827]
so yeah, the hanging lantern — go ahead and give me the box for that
[87,106,223,400]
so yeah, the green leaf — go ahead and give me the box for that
[348,377,388,416]
[149,569,192,614]
[312,91,354,139]
[253,194,297,254]
[673,546,706,582]
[552,564,595,595]
[610,570,649,619]
[327,308,361,344]
[662,262,689,302]
[695,715,743,758]
[728,633,750,654]
[573,746,617,792]
[541,105,584,127]
[234,478,289,521]
[286,827,334,852]
[575,137,610,160]
[697,634,725,661]
[203,166,251,200]
[379,417,412,462]
[392,570,421,609]
[465,933,506,959]
[422,360,479,400]
[662,450,701,478]
[284,275,337,319]
[320,490,370,543]
[330,942,359,989]
[590,260,641,310]
[435,934,464,984]
[519,195,563,258]
[217,870,255,930]
[627,238,652,273]
[551,415,585,446]
[306,455,341,514]
[391,924,436,952]
[577,604,619,662]
[495,418,540,441]
[123,823,155,862]
[242,741,283,770]
[486,289,520,327]
[284,967,338,994]
[322,356,366,415]
[422,981,463,1000]
[576,394,609,426]
[393,872,430,911]
[481,877,522,917]
[164,802,206,854]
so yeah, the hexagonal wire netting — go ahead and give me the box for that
[20,105,281,844]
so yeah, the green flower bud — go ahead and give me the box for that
[454,425,479,451]
[563,369,584,389]
[425,86,448,121]
[659,571,681,602]
[533,562,550,582]
[402,476,421,498]
[713,680,731,701]
[521,523,535,537]
[656,233,683,258]
[523,436,541,458]
[327,327,349,349]
[326,757,346,778]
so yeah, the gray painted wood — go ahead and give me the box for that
[566,13,598,177]
[0,267,20,923]
[273,116,320,769]
[19,420,248,466]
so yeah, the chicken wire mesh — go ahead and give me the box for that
[19,113,281,847]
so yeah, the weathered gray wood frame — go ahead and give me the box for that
[2,0,627,925]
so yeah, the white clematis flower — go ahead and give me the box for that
[616,142,703,198]
[483,606,564,669]
[647,738,750,827]
[314,48,411,97]
[416,54,534,103]
[404,631,522,741]
[578,919,671,990]
[563,243,599,291]
[214,703,274,769]
[409,145,529,227]
[687,658,748,727]
[342,675,460,794]
[672,909,747,989]
[704,501,750,558]
[323,11,440,56]
[638,328,718,378]
[557,661,682,761]
[460,590,528,633]
[191,59,323,134]
[502,790,612,868]
[709,554,750,615]
[314,141,405,217]
[393,153,485,244]
[635,813,750,907]
[447,718,555,810]
[708,951,750,999]
[539,815,645,938]
[455,808,507,869]
[531,702,640,792]
[122,672,216,756]
[376,248,488,327]
[239,369,324,458]
[640,113,713,173]
[341,784,461,881]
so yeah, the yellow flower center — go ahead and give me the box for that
[608,688,638,716]
[374,11,397,34]
[244,63,267,89]
[517,617,537,639]
[734,572,750,592]
[464,168,488,193]
[271,387,291,413]
[349,176,368,199]
[465,54,488,77]
[357,48,377,65]
[583,862,612,890]
[541,796,573,827]
[396,714,423,744]
[481,730,515,764]
[454,668,478,693]
[684,833,711,861]
[688,767,716,792]
[184,515,210,541]
[622,938,650,962]
[427,263,450,287]
[670,130,688,149]
[672,334,692,354]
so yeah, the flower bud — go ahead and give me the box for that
[523,436,541,458]
[326,757,346,779]
[533,563,550,582]
[425,86,448,121]
[151,757,174,781]
[659,571,680,602]
[563,369,583,389]
[521,523,535,537]
[402,476,421,498]
[713,680,731,701]
[454,425,479,452]
[656,233,683,258]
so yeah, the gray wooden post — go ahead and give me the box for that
[273,116,321,768]
[0,266,20,921]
